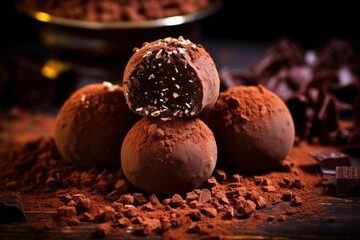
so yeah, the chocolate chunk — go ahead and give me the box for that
[291,196,303,206]
[316,95,340,144]
[346,96,360,151]
[199,189,212,205]
[219,68,257,91]
[0,192,26,223]
[309,151,351,175]
[336,166,360,196]
[281,190,293,201]
[286,95,309,140]
[315,39,360,71]
[213,169,227,183]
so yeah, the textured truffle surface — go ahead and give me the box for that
[123,36,220,118]
[204,85,295,172]
[121,117,217,196]
[55,82,139,170]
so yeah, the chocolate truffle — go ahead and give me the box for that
[121,117,217,196]
[204,85,295,172]
[123,36,220,118]
[55,82,139,170]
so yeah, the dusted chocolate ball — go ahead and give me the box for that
[55,82,139,170]
[204,85,295,172]
[121,117,217,196]
[123,36,220,118]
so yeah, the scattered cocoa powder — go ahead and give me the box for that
[0,109,349,239]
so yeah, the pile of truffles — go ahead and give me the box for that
[55,36,296,198]
[55,36,220,197]
[220,38,360,149]
[1,37,323,238]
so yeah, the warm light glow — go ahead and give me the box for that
[34,12,51,22]
[41,60,68,79]
[162,16,186,26]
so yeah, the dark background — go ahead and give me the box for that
[1,1,359,49]
[0,0,359,110]
[201,1,359,49]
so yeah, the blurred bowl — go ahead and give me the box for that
[16,1,222,59]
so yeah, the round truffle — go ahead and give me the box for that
[123,36,220,118]
[55,82,139,170]
[203,85,295,172]
[121,117,217,196]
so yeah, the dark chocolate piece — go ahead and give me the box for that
[346,96,360,151]
[0,192,27,224]
[336,166,360,196]
[309,151,351,175]
[286,94,310,140]
[123,36,220,118]
[315,39,360,72]
[316,94,340,144]
[255,38,305,82]
[219,68,257,91]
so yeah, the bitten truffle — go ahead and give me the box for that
[204,85,295,172]
[123,36,220,118]
[121,117,217,196]
[55,82,139,170]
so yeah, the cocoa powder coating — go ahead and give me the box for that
[55,82,139,170]
[204,85,295,172]
[123,36,220,118]
[121,117,217,196]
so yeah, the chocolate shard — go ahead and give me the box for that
[219,67,257,91]
[309,151,351,175]
[345,96,360,152]
[286,94,309,140]
[316,94,340,144]
[0,192,27,224]
[336,166,360,196]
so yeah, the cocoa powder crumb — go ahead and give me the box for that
[278,215,287,222]
[199,189,212,204]
[231,174,242,183]
[213,169,227,183]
